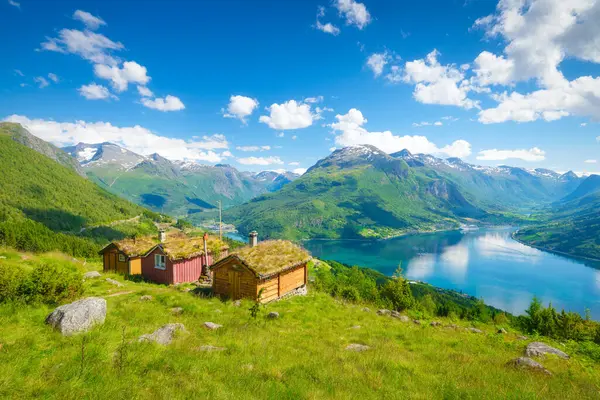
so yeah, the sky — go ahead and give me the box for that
[1,0,599,175]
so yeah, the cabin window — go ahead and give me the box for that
[118,254,126,262]
[154,254,166,270]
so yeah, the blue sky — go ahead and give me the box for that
[1,0,599,174]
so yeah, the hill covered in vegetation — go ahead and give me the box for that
[0,123,160,257]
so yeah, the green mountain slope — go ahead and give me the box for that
[226,145,488,240]
[515,175,600,260]
[0,124,158,257]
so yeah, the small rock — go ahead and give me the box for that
[467,328,483,334]
[362,307,371,312]
[413,319,422,325]
[204,322,222,330]
[508,357,552,375]
[195,345,226,352]
[106,278,123,287]
[446,324,460,329]
[45,297,107,336]
[391,310,401,318]
[377,309,391,316]
[525,342,569,359]
[140,295,153,301]
[430,321,442,327]
[139,323,186,345]
[267,312,280,319]
[516,335,528,341]
[233,300,241,307]
[399,315,410,322]
[242,364,254,371]
[497,328,508,334]
[350,325,361,330]
[171,307,184,315]
[346,343,370,352]
[83,271,101,279]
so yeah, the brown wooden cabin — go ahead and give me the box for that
[99,231,228,284]
[210,237,311,303]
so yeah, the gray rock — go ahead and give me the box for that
[350,325,361,330]
[46,297,106,336]
[525,342,569,359]
[195,345,226,352]
[204,322,222,330]
[346,343,370,352]
[497,328,508,334]
[83,271,101,279]
[267,312,280,319]
[413,319,422,325]
[467,327,483,334]
[399,315,410,322]
[171,307,184,315]
[140,295,153,301]
[362,307,371,312]
[106,278,123,287]
[391,310,401,318]
[446,324,460,329]
[377,309,391,316]
[139,323,186,345]
[508,357,552,375]
[233,300,241,307]
[517,335,528,341]
[430,321,442,327]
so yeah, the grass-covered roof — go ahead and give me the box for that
[227,240,312,278]
[105,232,228,260]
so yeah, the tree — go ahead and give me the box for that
[380,265,414,311]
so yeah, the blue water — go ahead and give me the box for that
[304,229,600,319]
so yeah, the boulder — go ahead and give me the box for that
[267,312,280,319]
[508,357,552,375]
[377,309,391,316]
[525,342,569,359]
[362,307,371,312]
[45,297,106,336]
[139,323,186,345]
[346,343,370,352]
[391,311,401,318]
[204,322,222,330]
[140,295,153,301]
[171,307,184,315]
[467,327,483,334]
[195,345,226,352]
[106,278,123,287]
[430,321,442,327]
[399,315,410,323]
[83,271,101,279]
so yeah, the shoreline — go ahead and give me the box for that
[511,231,600,264]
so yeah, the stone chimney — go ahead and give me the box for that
[249,231,258,247]
[158,229,166,243]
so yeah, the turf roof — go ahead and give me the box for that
[229,240,312,277]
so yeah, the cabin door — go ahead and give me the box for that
[108,253,117,272]
[229,271,241,300]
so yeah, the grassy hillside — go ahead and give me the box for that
[0,249,599,399]
[226,146,489,240]
[0,124,159,257]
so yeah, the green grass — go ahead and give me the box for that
[1,251,599,399]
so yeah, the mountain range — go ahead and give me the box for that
[62,142,300,222]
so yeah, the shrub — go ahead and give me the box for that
[339,286,361,302]
[0,263,28,303]
[380,267,414,311]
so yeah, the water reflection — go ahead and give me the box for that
[304,228,600,319]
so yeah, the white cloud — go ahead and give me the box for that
[335,0,371,30]
[585,160,597,164]
[581,123,587,127]
[33,76,49,88]
[141,95,185,112]
[8,0,19,9]
[316,21,341,36]
[73,10,106,30]
[40,29,124,66]
[329,147,337,152]
[385,65,402,83]
[476,148,546,162]
[277,132,285,138]
[137,85,153,97]
[293,168,308,175]
[288,161,300,166]
[305,96,324,103]
[291,135,297,140]
[94,61,150,92]
[78,83,115,100]
[331,108,472,158]
[47,73,59,83]
[14,69,24,77]
[259,100,314,130]
[235,145,271,152]
[472,51,514,86]
[4,115,228,162]
[366,52,388,77]
[237,156,284,166]
[222,95,259,123]
[412,121,443,127]
[402,49,477,109]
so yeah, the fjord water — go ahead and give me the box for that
[304,229,600,319]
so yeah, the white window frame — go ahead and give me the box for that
[154,254,166,270]
[118,253,126,262]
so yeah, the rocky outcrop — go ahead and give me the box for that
[525,342,569,359]
[507,357,552,375]
[139,323,186,345]
[83,271,101,279]
[204,322,222,330]
[45,297,107,336]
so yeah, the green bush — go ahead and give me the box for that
[339,286,361,302]
[0,260,82,305]
[380,267,414,311]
